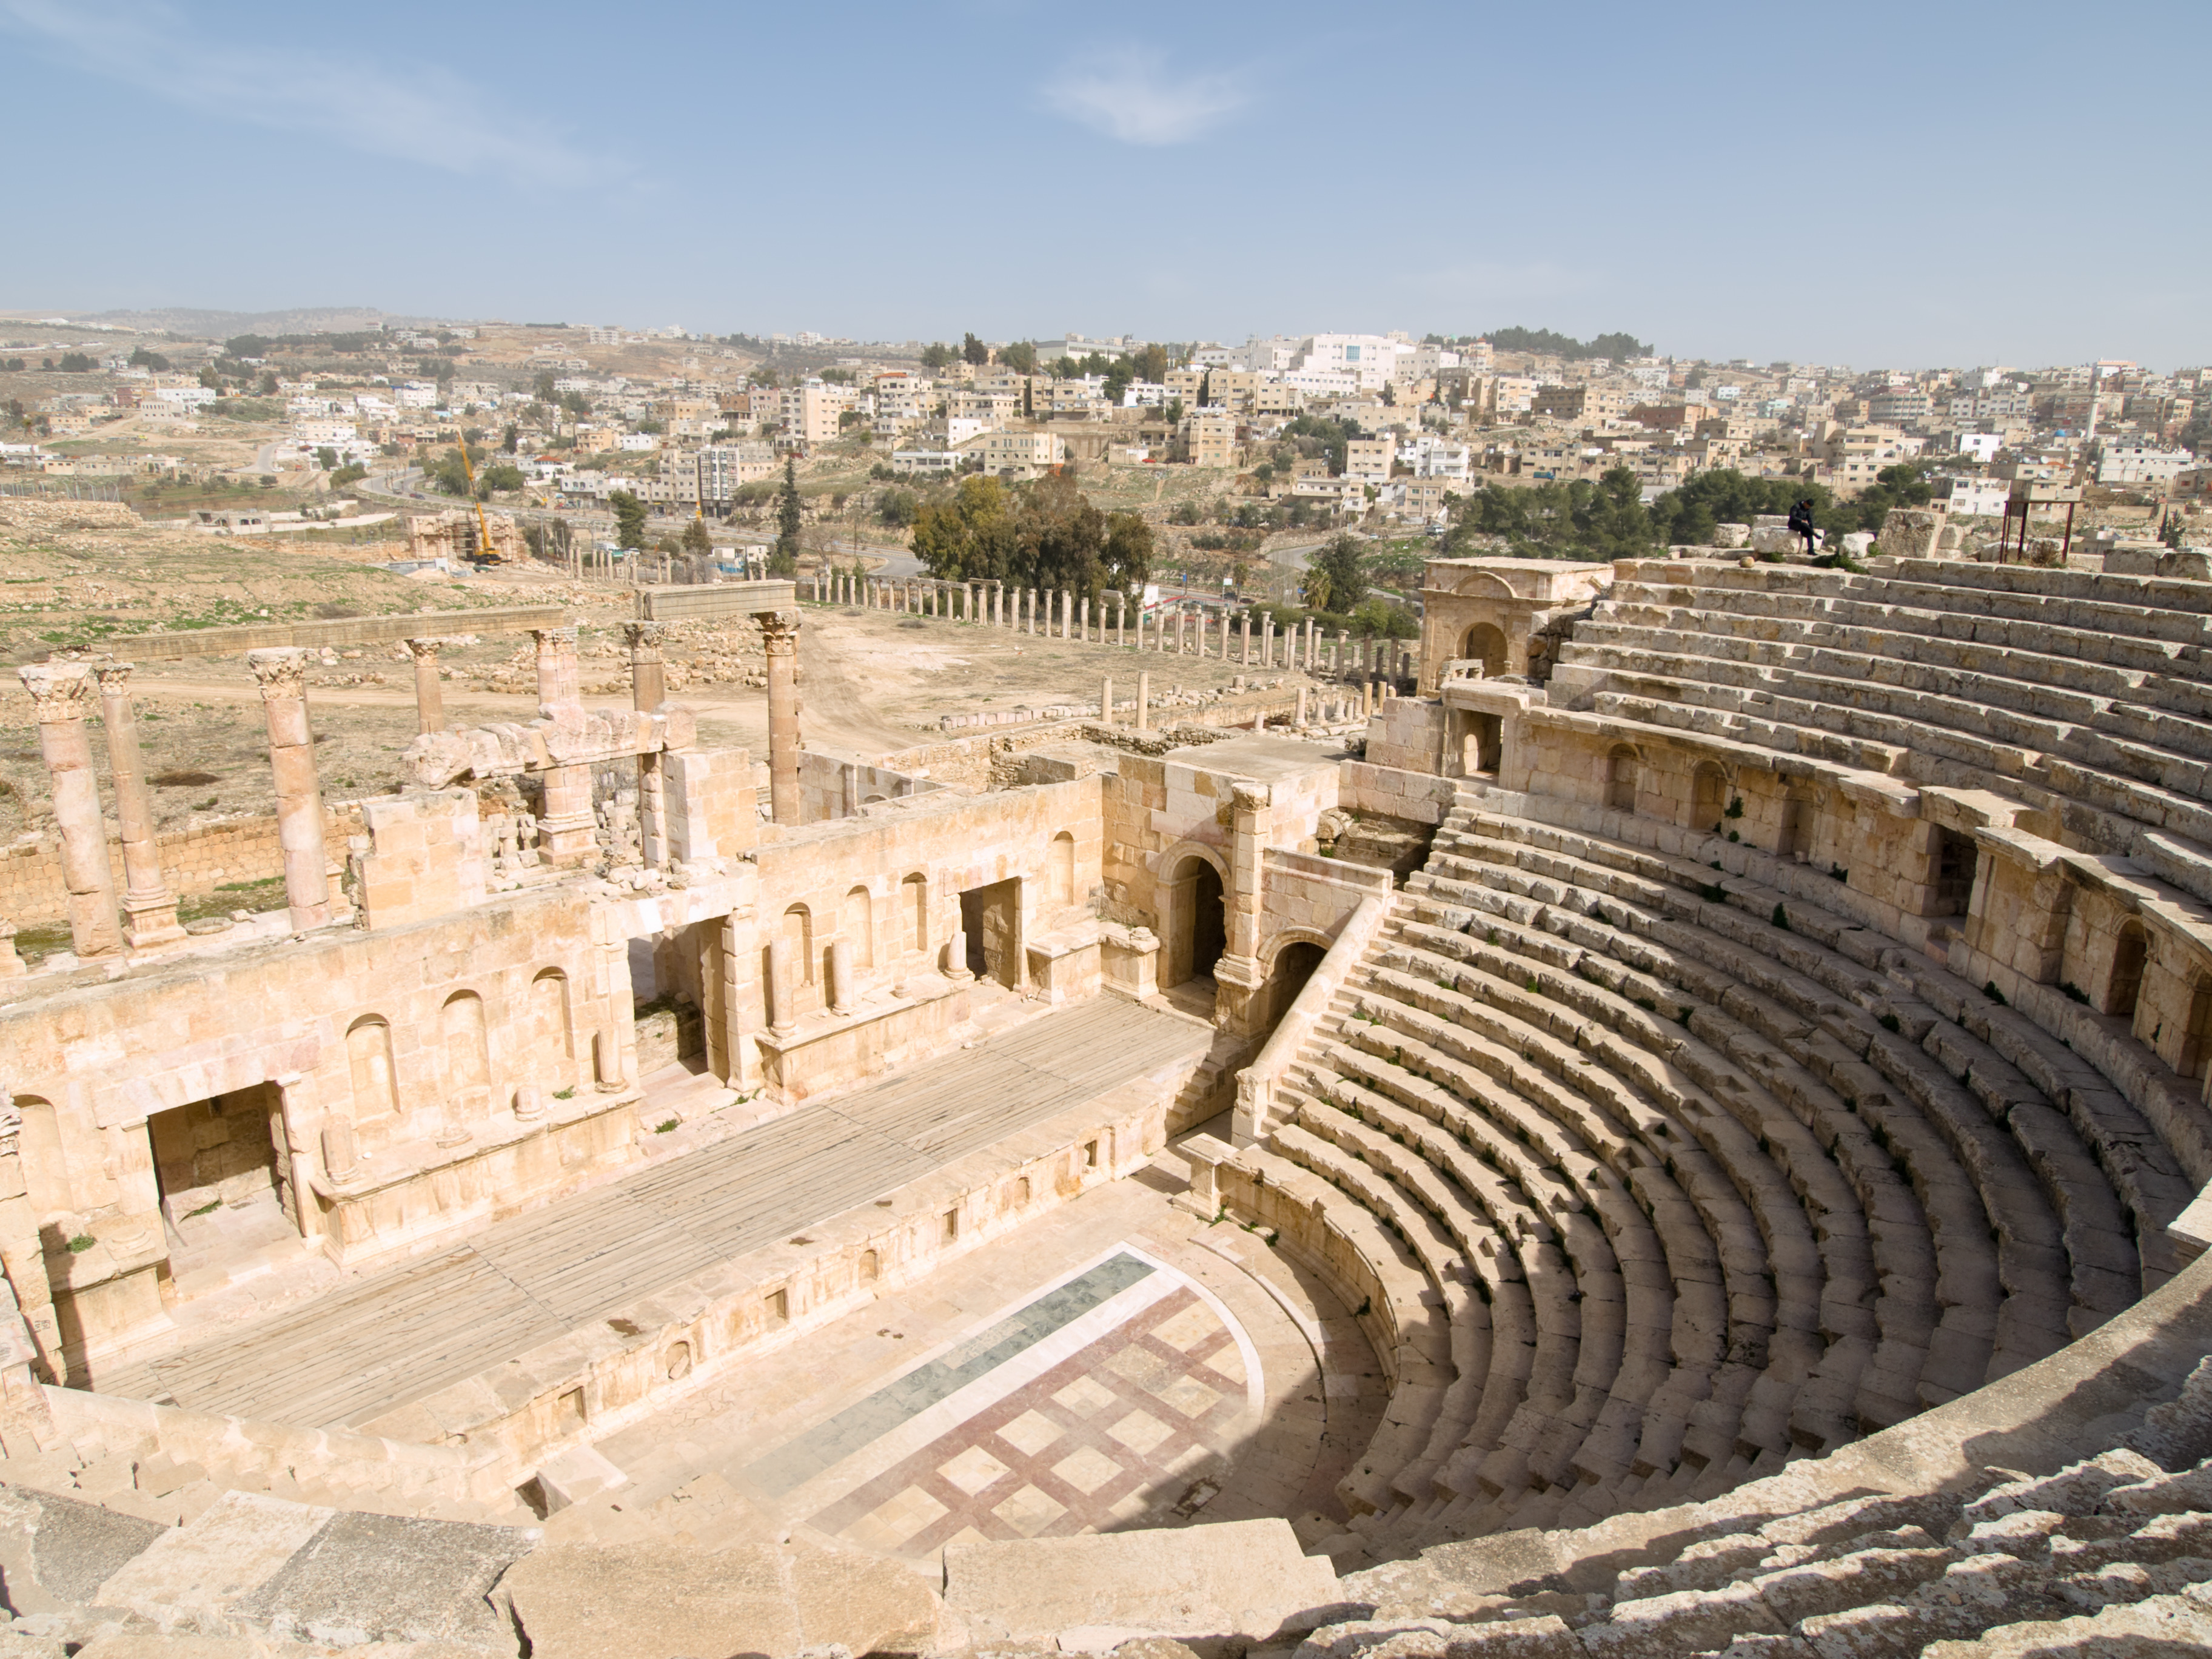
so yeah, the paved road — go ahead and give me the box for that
[102,997,1211,1431]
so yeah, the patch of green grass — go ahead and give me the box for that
[66,1235,95,1253]
[184,1199,221,1219]
[655,1118,679,1133]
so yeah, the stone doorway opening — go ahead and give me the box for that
[958,877,1024,990]
[147,1084,301,1292]
[1165,854,1226,990]
[1264,940,1327,1028]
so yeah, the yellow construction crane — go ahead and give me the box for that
[452,432,500,562]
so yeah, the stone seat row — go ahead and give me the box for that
[1609,575,2212,722]
[1235,805,2196,1560]
[1430,809,2183,1292]
[1569,609,2212,813]
[1566,637,2212,890]
[1252,904,1891,1540]
[1322,1442,2212,1656]
[1616,565,2212,688]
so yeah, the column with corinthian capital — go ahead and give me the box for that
[16,663,121,959]
[92,663,183,949]
[756,608,802,826]
[245,648,332,930]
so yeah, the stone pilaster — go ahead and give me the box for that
[246,648,333,930]
[756,607,803,826]
[1212,780,1273,1036]
[624,621,671,867]
[531,625,581,716]
[91,662,183,949]
[18,663,121,959]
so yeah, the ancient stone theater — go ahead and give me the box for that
[4,552,2212,1657]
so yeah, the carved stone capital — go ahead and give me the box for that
[755,608,802,654]
[92,661,136,697]
[246,646,309,701]
[622,620,668,650]
[403,636,458,661]
[16,662,95,723]
[531,625,580,651]
[1228,781,1272,816]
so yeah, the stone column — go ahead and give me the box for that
[532,625,581,716]
[1080,595,1090,642]
[1296,685,1309,726]
[625,621,669,868]
[757,608,803,826]
[1136,671,1150,732]
[1241,614,1252,665]
[1117,593,1127,647]
[245,648,333,931]
[625,619,668,712]
[403,637,448,734]
[17,663,121,959]
[91,663,182,949]
[1101,675,1114,726]
[828,939,856,1016]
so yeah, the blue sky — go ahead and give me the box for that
[5,1,2207,368]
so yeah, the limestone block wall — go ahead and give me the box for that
[1338,760,1462,827]
[0,882,639,1373]
[1362,696,1448,774]
[1260,848,1391,961]
[793,750,943,824]
[0,806,361,929]
[750,775,1105,1021]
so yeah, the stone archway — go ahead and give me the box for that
[1461,623,1508,677]
[1161,849,1228,989]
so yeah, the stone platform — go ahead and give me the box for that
[98,996,1214,1435]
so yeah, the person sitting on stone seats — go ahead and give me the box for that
[1787,498,1818,557]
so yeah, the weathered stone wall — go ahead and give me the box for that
[0,806,361,929]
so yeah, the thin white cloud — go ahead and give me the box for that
[1042,47,1247,146]
[0,1,623,190]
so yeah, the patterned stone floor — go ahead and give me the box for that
[782,1247,1259,1555]
[581,1136,1392,1563]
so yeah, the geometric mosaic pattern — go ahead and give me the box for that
[803,1278,1255,1561]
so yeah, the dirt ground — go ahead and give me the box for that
[0,501,1306,843]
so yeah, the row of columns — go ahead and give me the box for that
[15,648,341,959]
[803,573,1412,682]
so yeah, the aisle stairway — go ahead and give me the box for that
[1221,791,2200,1564]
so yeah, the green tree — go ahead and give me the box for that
[879,488,920,528]
[961,332,989,366]
[772,457,803,574]
[1001,341,1038,374]
[1103,511,1153,588]
[1134,344,1170,384]
[1447,466,1653,560]
[534,370,558,402]
[919,342,955,371]
[480,463,524,494]
[609,489,648,549]
[314,446,338,470]
[329,462,367,490]
[501,423,518,454]
[58,352,95,373]
[682,516,712,555]
[128,346,170,372]
[428,447,472,497]
[1304,533,1369,612]
[911,474,1016,581]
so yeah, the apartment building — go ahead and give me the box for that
[1932,475,2012,517]
[1186,411,1237,469]
[1344,436,1394,481]
[780,380,854,446]
[696,441,777,512]
[2094,442,2194,486]
[976,429,1066,478]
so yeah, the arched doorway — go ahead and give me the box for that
[1461,623,1508,677]
[1165,853,1227,988]
[1265,940,1327,1027]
